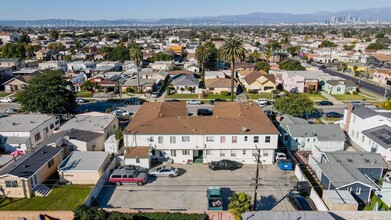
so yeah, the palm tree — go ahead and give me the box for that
[219,38,246,101]
[195,44,211,83]
[129,44,143,93]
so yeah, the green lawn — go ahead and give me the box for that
[77,91,93,98]
[0,92,10,97]
[166,93,199,99]
[248,93,275,100]
[0,185,93,211]
[306,94,326,101]
[205,94,235,100]
[331,93,373,101]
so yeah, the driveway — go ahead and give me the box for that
[96,164,298,211]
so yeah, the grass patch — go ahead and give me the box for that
[167,93,198,99]
[77,91,93,98]
[306,93,326,101]
[248,93,274,100]
[364,194,390,211]
[0,92,11,97]
[0,185,93,211]
[205,94,235,100]
[331,93,373,101]
[324,117,342,123]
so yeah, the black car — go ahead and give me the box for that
[167,99,180,102]
[118,165,149,173]
[197,109,213,116]
[209,98,226,105]
[316,101,333,106]
[208,160,243,171]
[288,195,313,211]
[325,112,343,118]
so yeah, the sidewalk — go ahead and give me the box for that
[320,91,344,105]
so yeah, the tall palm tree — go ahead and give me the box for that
[129,44,143,93]
[219,38,246,101]
[195,44,210,83]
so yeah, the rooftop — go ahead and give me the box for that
[58,112,116,132]
[0,115,56,132]
[362,125,391,149]
[351,105,391,119]
[67,129,103,142]
[58,151,109,172]
[125,147,150,158]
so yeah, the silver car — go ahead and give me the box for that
[148,166,179,178]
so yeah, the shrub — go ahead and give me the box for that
[271,90,279,94]
[220,91,230,96]
[352,91,358,95]
[105,108,112,113]
[247,89,257,94]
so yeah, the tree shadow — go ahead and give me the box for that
[257,195,277,210]
[177,168,187,176]
[220,188,234,211]
[95,185,117,208]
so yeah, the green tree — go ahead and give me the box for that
[129,44,143,93]
[320,40,337,48]
[255,61,270,73]
[376,32,385,39]
[279,60,306,71]
[17,70,77,114]
[228,192,252,220]
[1,43,26,58]
[48,42,65,51]
[287,46,300,56]
[266,40,282,51]
[114,126,124,151]
[195,44,210,83]
[343,44,355,50]
[219,38,246,101]
[50,29,59,40]
[81,81,100,92]
[25,44,41,58]
[274,93,314,117]
[204,41,219,70]
[18,33,31,43]
[367,42,388,50]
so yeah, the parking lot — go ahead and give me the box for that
[96,163,299,211]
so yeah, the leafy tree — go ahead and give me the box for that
[204,41,219,70]
[65,54,72,62]
[81,81,100,92]
[105,45,130,62]
[1,43,26,58]
[18,33,31,43]
[320,40,337,48]
[17,70,77,114]
[367,42,388,50]
[228,192,252,220]
[50,29,59,40]
[266,40,282,51]
[246,50,261,63]
[171,39,180,43]
[195,44,210,82]
[380,100,391,110]
[150,52,173,62]
[219,38,246,101]
[129,44,143,93]
[376,32,385,39]
[287,46,301,56]
[48,42,65,51]
[25,44,41,58]
[274,93,314,117]
[279,60,305,71]
[73,205,105,220]
[255,61,270,73]
[343,44,355,50]
[254,41,261,47]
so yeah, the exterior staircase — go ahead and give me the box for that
[33,185,52,197]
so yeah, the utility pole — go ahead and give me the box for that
[252,145,262,211]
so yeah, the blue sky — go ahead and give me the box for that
[1,0,391,20]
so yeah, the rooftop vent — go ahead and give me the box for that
[23,165,29,168]
[347,159,353,162]
[365,159,370,163]
[30,121,35,123]
[42,151,47,154]
[241,126,249,133]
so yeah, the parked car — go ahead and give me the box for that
[257,98,268,105]
[0,97,16,103]
[114,109,132,116]
[186,100,201,105]
[4,109,17,114]
[76,98,89,103]
[148,165,179,178]
[197,109,213,116]
[209,98,226,105]
[316,101,333,106]
[167,99,180,102]
[350,101,365,106]
[208,160,243,171]
[288,194,313,211]
[275,152,287,162]
[264,110,278,117]
[151,92,159,98]
[118,165,149,173]
[109,169,147,186]
[207,187,223,211]
[325,112,343,118]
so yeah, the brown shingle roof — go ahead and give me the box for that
[125,147,150,158]
[205,78,237,88]
[242,70,274,85]
[372,54,391,62]
[124,102,278,135]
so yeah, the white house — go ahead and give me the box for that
[123,102,279,165]
[122,61,137,70]
[341,105,391,161]
[0,115,60,152]
[67,61,95,72]
[38,61,67,71]
[151,61,174,71]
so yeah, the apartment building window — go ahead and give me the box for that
[231,150,236,157]
[158,136,164,144]
[220,150,225,157]
[252,150,257,156]
[34,133,41,142]
[136,157,140,163]
[243,150,246,155]
[182,150,190,155]
[220,136,226,143]
[232,136,237,143]
[253,136,259,143]
[206,150,212,155]
[206,136,214,142]
[361,135,365,143]
[44,127,49,134]
[149,136,154,142]
[171,150,177,157]
[50,123,54,129]
[182,136,190,142]
[48,158,54,168]
[170,136,176,144]
[347,187,352,192]
[265,136,271,143]
[5,180,18,188]
[244,136,248,142]
[356,187,361,195]
[263,150,269,157]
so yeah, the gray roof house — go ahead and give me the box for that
[278,115,345,152]
[309,151,389,204]
[171,74,201,94]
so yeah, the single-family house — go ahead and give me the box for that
[0,58,24,69]
[205,78,237,94]
[0,67,13,88]
[58,151,110,184]
[372,69,391,86]
[67,61,95,72]
[241,71,276,93]
[171,74,201,94]
[282,70,322,93]
[234,62,255,71]
[2,76,31,93]
[204,71,227,80]
[38,61,67,71]
[12,68,40,77]
[367,54,391,69]
[151,61,174,71]
[322,79,357,95]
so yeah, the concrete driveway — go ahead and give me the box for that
[96,164,298,211]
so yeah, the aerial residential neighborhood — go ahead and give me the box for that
[1,1,391,220]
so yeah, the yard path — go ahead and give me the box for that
[320,91,344,105]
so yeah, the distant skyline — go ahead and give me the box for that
[1,0,391,20]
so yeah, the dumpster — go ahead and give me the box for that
[278,159,293,170]
[207,187,223,210]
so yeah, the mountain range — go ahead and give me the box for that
[1,7,391,27]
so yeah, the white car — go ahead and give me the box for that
[4,109,17,114]
[186,100,201,105]
[0,97,16,103]
[275,152,287,162]
[257,98,268,105]
[151,92,159,98]
[114,109,131,116]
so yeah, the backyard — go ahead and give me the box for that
[0,185,93,211]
